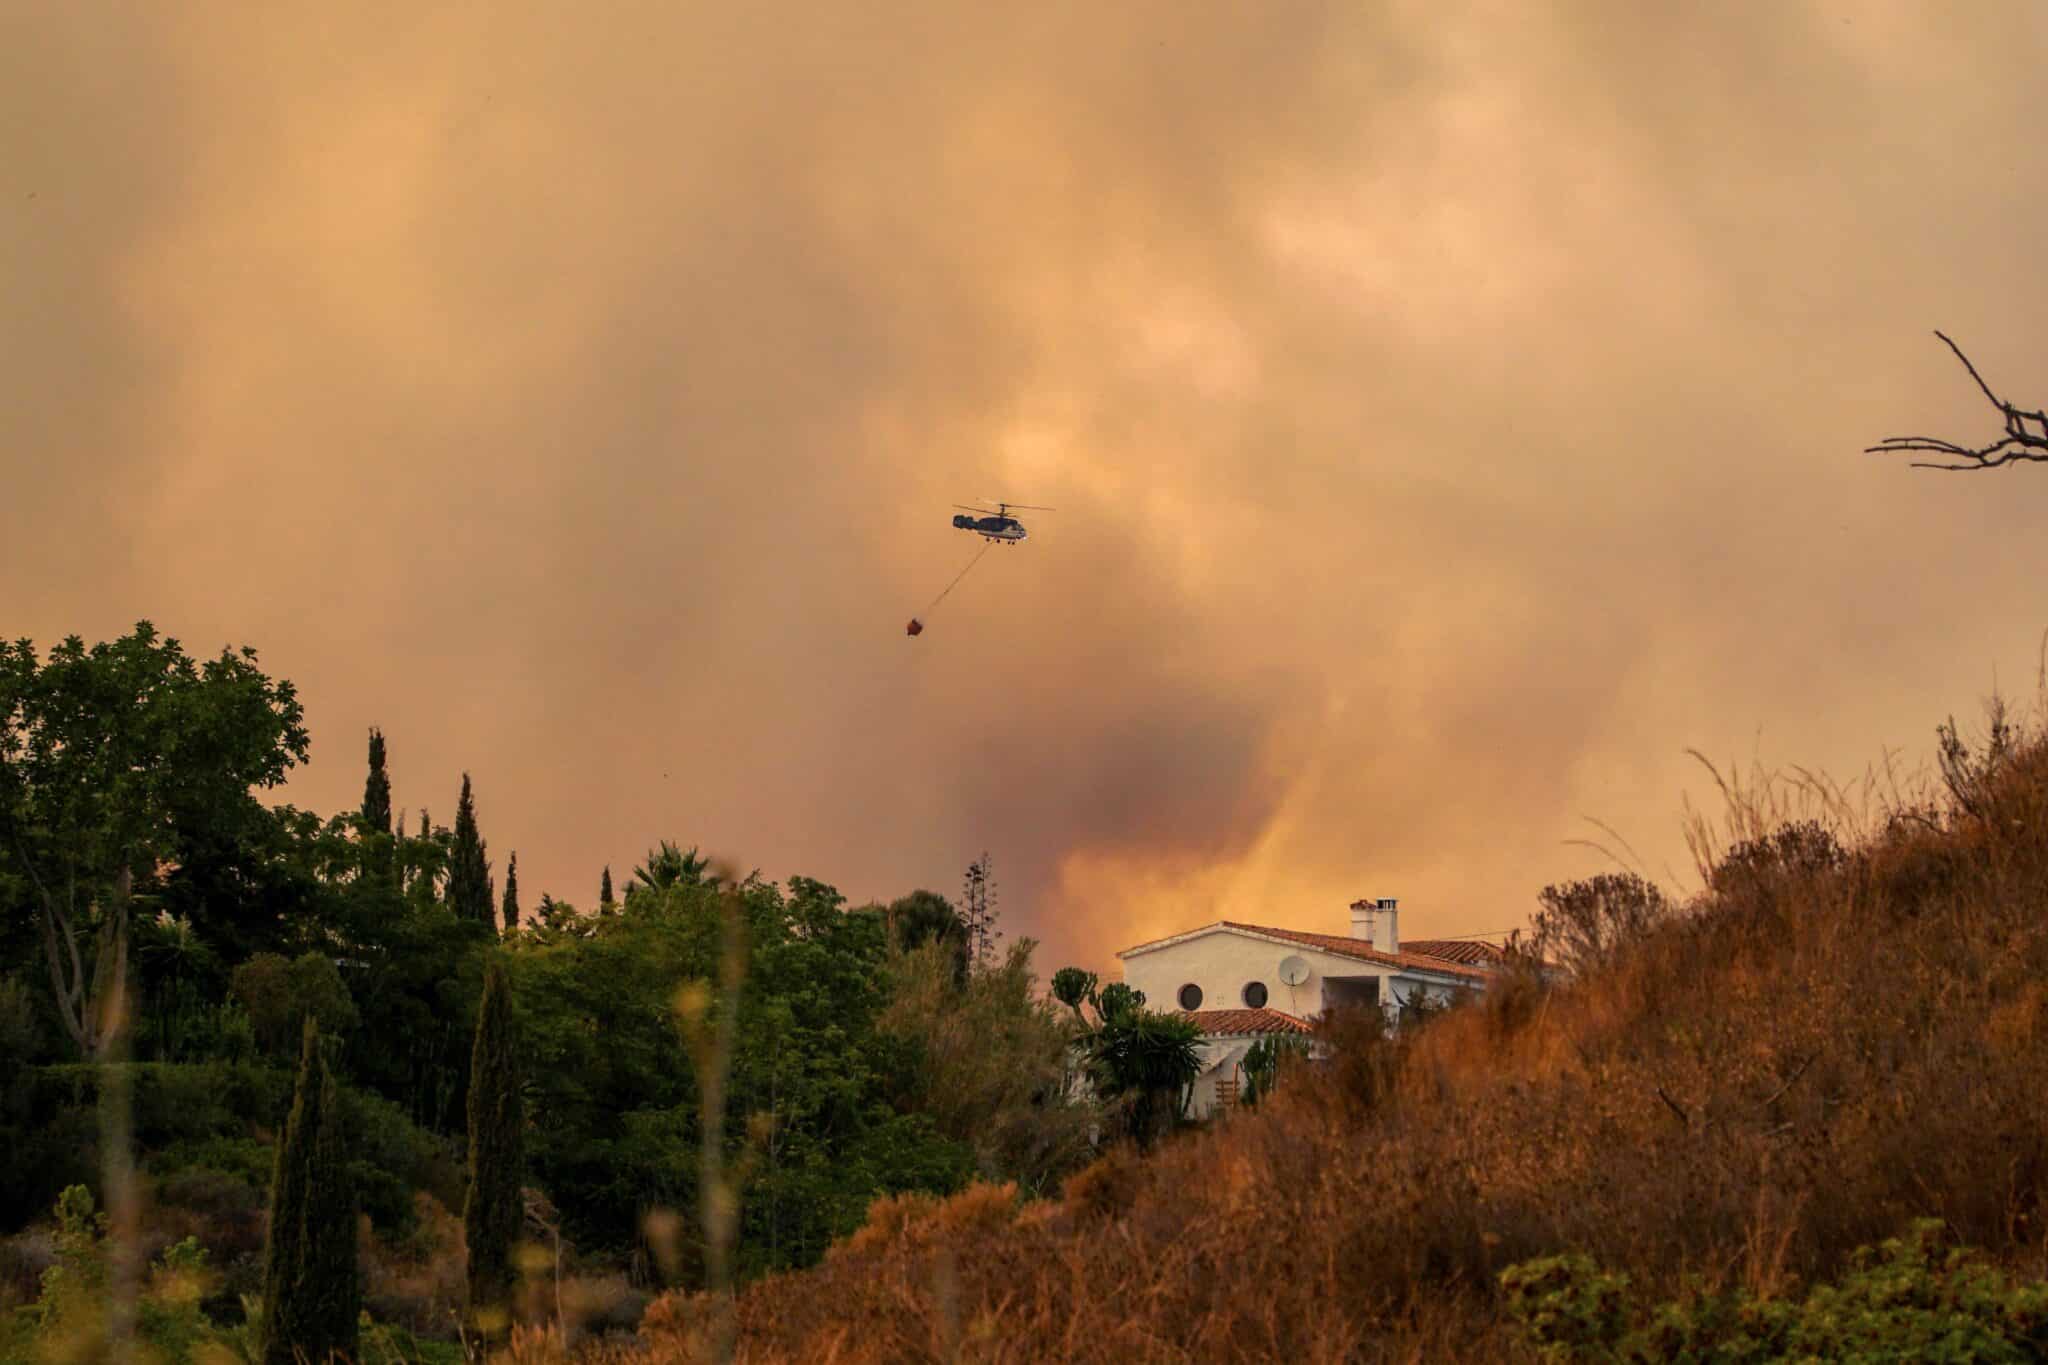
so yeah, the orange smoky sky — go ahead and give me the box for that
[7,2,2048,973]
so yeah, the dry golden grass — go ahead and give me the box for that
[587,711,2048,1364]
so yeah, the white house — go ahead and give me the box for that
[1115,897,1499,1118]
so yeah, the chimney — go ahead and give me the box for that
[1349,897,1399,953]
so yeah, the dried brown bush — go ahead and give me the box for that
[605,707,2048,1364]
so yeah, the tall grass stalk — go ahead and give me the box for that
[672,870,748,1364]
[97,870,140,1364]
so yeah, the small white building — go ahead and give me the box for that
[1116,897,1499,1118]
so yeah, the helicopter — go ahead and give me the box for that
[951,499,1054,544]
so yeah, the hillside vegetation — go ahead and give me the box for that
[613,704,2048,1363]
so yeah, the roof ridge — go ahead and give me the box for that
[1213,921,1492,979]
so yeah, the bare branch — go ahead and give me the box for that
[1867,331,2048,472]
[1758,1053,1814,1112]
[1935,329,2002,409]
[1655,1085,1691,1130]
[0,796,91,1049]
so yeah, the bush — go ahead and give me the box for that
[1502,1221,2048,1362]
[23,1186,232,1365]
[230,952,360,1058]
[4,1063,456,1240]
[681,709,2048,1362]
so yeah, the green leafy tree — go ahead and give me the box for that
[261,1018,359,1365]
[231,951,360,1057]
[0,623,308,1058]
[533,893,587,939]
[880,938,1098,1195]
[600,865,614,909]
[512,874,975,1276]
[886,890,969,986]
[466,959,524,1350]
[501,852,520,932]
[447,775,495,930]
[403,808,459,916]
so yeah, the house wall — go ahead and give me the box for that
[1187,1037,1257,1119]
[1122,929,1483,1025]
[1121,930,1484,1120]
[1122,931,1362,1021]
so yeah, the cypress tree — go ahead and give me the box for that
[362,729,392,838]
[406,809,434,905]
[362,729,394,882]
[261,1019,359,1365]
[600,865,613,910]
[465,960,524,1348]
[447,774,496,929]
[501,852,520,931]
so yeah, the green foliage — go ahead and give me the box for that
[509,875,981,1281]
[1,1060,449,1236]
[0,974,41,1075]
[1049,967,1096,1021]
[36,1184,109,1325]
[0,622,310,1056]
[1500,1253,1634,1359]
[501,851,520,931]
[1502,1221,2048,1363]
[25,1186,225,1364]
[1081,1006,1200,1150]
[260,1020,359,1365]
[1093,982,1144,1021]
[629,841,712,899]
[362,728,394,831]
[879,939,1097,1198]
[361,727,394,878]
[445,774,494,931]
[1239,1033,1309,1108]
[231,951,360,1056]
[885,890,969,986]
[464,959,523,1347]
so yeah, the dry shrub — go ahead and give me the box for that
[1061,1147,1143,1225]
[362,1191,468,1338]
[604,705,2048,1364]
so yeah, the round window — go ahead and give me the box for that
[1242,980,1268,1009]
[1177,983,1203,1010]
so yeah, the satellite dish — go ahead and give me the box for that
[1277,955,1311,986]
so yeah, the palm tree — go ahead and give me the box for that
[629,840,714,897]
[1083,1000,1201,1150]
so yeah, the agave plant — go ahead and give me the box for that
[1083,1006,1201,1149]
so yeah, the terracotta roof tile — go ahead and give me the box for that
[1397,938,1508,968]
[1215,922,1493,981]
[1180,1007,1314,1037]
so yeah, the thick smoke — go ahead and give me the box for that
[6,2,2047,969]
